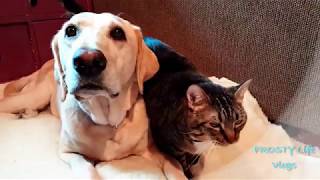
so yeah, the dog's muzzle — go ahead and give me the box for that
[73,48,107,77]
[71,48,119,100]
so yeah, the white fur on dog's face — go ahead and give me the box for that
[52,12,158,126]
[55,12,139,98]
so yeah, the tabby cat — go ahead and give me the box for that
[143,37,251,179]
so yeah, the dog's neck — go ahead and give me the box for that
[76,80,139,127]
[107,80,139,127]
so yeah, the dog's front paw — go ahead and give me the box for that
[0,112,21,119]
[72,163,101,180]
[162,158,187,180]
[20,109,39,118]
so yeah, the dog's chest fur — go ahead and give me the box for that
[59,92,149,161]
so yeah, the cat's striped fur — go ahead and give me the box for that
[144,37,251,178]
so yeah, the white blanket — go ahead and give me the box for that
[0,77,319,179]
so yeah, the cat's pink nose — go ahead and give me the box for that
[224,129,236,143]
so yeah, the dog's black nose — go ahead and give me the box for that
[73,48,107,77]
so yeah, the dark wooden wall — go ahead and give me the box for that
[0,0,92,83]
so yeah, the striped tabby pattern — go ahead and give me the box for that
[143,37,251,179]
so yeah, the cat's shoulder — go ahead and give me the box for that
[144,37,196,72]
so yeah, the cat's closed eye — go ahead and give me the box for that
[209,122,220,128]
[234,120,246,130]
[234,119,242,126]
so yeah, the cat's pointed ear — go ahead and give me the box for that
[186,84,208,111]
[229,79,252,104]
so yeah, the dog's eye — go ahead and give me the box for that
[65,25,78,38]
[110,27,126,41]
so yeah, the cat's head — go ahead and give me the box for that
[186,79,252,146]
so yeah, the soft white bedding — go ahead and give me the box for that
[0,77,319,179]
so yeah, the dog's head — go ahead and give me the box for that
[51,12,159,102]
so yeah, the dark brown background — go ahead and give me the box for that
[0,0,92,83]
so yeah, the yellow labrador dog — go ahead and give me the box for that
[0,59,58,118]
[0,12,185,179]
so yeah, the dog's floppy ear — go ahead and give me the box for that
[51,35,68,102]
[134,27,159,94]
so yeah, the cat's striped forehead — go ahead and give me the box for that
[206,86,245,124]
